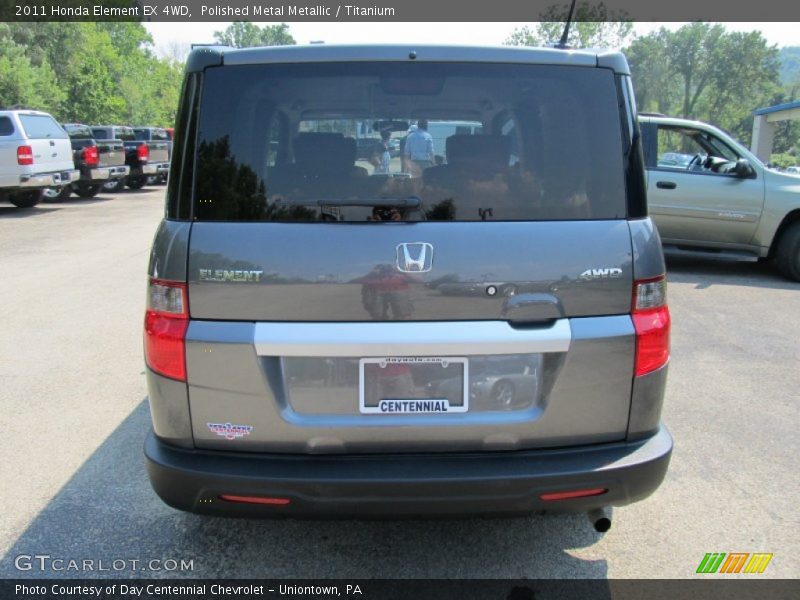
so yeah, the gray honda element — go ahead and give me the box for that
[144,44,672,528]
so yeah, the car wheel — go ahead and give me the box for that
[775,222,800,282]
[491,380,516,408]
[127,176,147,190]
[146,175,159,186]
[74,183,102,198]
[9,189,44,208]
[102,178,125,193]
[42,186,71,202]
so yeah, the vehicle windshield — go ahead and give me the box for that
[194,62,626,222]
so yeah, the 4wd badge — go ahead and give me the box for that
[579,267,623,281]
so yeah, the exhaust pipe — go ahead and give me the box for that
[588,508,611,533]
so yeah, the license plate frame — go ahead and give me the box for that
[358,356,469,414]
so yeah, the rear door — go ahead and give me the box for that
[181,60,640,454]
[17,113,73,173]
[96,140,126,168]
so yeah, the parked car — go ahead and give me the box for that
[133,127,172,184]
[426,355,541,410]
[89,125,169,191]
[639,115,800,281]
[48,123,129,199]
[786,166,800,175]
[144,44,672,529]
[0,109,78,208]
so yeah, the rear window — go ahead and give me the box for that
[134,128,170,141]
[65,124,93,139]
[19,114,67,139]
[194,62,626,222]
[113,127,136,141]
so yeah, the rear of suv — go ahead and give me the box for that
[144,45,672,525]
[0,109,79,208]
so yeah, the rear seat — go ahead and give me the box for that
[269,132,367,197]
[424,134,514,219]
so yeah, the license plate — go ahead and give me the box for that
[358,357,469,414]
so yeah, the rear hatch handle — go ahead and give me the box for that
[502,293,564,322]
[254,319,571,357]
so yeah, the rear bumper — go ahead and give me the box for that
[19,169,79,188]
[86,165,129,181]
[139,163,169,175]
[144,426,672,517]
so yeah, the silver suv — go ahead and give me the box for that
[144,45,673,528]
[0,109,79,208]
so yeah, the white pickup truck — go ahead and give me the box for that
[0,109,79,208]
[639,114,800,281]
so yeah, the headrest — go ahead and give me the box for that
[294,133,356,171]
[445,135,511,170]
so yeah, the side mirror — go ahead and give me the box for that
[733,158,754,178]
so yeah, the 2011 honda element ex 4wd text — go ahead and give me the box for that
[144,44,673,528]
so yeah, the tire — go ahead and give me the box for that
[73,183,102,198]
[42,186,71,202]
[9,189,44,208]
[102,178,125,193]
[775,222,800,282]
[146,175,159,186]
[127,176,147,190]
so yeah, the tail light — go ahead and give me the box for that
[83,145,99,167]
[137,144,149,162]
[144,278,188,381]
[540,487,608,501]
[17,145,33,165]
[632,276,670,377]
[219,495,291,506]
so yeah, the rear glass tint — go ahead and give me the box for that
[194,62,626,222]
[65,124,93,139]
[134,128,170,141]
[19,114,67,139]
[114,127,136,141]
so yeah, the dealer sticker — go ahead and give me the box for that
[207,422,253,440]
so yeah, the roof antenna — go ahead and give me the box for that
[556,0,578,48]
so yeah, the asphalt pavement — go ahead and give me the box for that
[0,190,797,579]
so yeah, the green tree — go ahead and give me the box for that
[778,47,800,85]
[627,23,780,142]
[1,22,183,127]
[213,22,295,48]
[0,33,64,113]
[505,2,633,48]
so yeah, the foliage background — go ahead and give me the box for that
[0,20,797,164]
